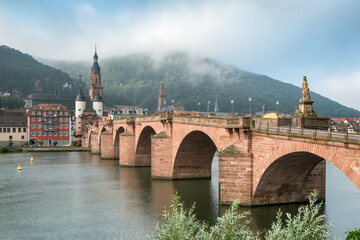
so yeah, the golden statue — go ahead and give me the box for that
[302,76,312,101]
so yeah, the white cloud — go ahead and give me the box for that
[314,71,360,111]
[0,0,359,110]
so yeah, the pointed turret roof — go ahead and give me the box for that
[91,47,101,75]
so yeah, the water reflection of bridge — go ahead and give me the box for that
[84,113,360,205]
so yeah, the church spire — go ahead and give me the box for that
[91,45,100,74]
[214,97,219,112]
[89,45,103,101]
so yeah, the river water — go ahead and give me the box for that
[0,152,359,239]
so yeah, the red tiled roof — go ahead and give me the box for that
[30,104,70,111]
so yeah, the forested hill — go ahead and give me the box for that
[0,45,80,97]
[41,52,360,117]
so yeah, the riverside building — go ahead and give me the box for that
[28,104,71,146]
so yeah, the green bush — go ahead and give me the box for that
[345,228,360,240]
[264,191,333,240]
[71,141,77,146]
[52,141,58,146]
[0,146,9,153]
[150,191,332,240]
[38,141,43,146]
[23,142,28,147]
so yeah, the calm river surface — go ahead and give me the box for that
[1,152,359,239]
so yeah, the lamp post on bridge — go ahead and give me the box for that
[276,100,279,114]
[231,99,234,115]
[249,97,252,116]
[198,102,201,113]
[207,101,210,113]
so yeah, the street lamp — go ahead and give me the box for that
[207,101,210,112]
[198,102,201,113]
[164,101,166,110]
[172,99,174,105]
[248,97,252,116]
[276,100,279,114]
[231,99,234,115]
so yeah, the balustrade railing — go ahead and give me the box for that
[254,120,360,143]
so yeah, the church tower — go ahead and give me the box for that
[89,47,103,101]
[158,82,165,111]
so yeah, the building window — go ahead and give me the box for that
[7,128,10,132]
[59,124,63,129]
[12,128,16,132]
[64,132,68,136]
[3,128,7,133]
[23,128,26,132]
[48,111,52,115]
[43,112,46,117]
[37,124,41,129]
[18,128,21,132]
[53,132,57,136]
[9,136,12,140]
[21,136,24,139]
[0,128,2,133]
[64,124,68,129]
[40,106,43,109]
[37,117,41,122]
[54,125,58,129]
[37,111,41,115]
[31,111,35,115]
[31,124,35,129]
[59,117,63,122]
[42,132,47,136]
[31,132,35,136]
[64,118,68,122]
[43,124,47,129]
[59,131,63,136]
[65,112,68,115]
[32,117,35,121]
[59,111,63,115]
[57,106,60,109]
[37,132,41,136]
[48,132,52,136]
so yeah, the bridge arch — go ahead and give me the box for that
[253,151,325,204]
[88,130,94,148]
[252,139,360,205]
[135,126,156,166]
[173,130,218,179]
[113,127,125,160]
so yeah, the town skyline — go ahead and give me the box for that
[1,0,359,110]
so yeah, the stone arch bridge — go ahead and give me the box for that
[84,113,360,205]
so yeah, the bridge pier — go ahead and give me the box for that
[90,133,100,154]
[219,145,253,205]
[119,132,136,166]
[100,132,117,159]
[151,132,174,179]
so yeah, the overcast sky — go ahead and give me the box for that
[1,0,359,110]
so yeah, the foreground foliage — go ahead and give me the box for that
[345,228,360,240]
[150,191,333,240]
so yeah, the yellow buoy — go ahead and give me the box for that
[17,163,22,171]
[30,156,34,162]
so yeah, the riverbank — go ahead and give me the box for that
[22,147,90,152]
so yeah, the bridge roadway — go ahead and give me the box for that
[84,113,360,205]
